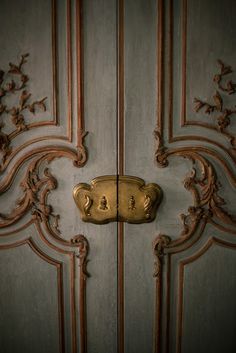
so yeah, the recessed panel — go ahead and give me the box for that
[181,241,236,353]
[0,243,61,353]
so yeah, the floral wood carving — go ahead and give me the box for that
[177,158,235,241]
[194,60,236,146]
[0,54,47,167]
[153,136,236,353]
[154,126,236,249]
[0,155,59,233]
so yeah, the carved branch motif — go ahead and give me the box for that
[0,54,47,167]
[71,234,90,279]
[194,60,236,145]
[0,155,59,232]
[153,234,171,278]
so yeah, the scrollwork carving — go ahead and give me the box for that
[153,234,171,278]
[0,155,59,233]
[181,154,236,229]
[155,129,236,247]
[153,128,169,167]
[74,129,88,168]
[71,234,90,279]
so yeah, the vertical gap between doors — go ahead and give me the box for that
[117,0,125,352]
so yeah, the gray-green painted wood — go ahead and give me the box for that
[0,244,60,353]
[0,0,236,353]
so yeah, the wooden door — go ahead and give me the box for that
[0,1,236,353]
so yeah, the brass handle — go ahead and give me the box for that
[73,175,162,224]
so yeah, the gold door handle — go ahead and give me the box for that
[73,175,162,224]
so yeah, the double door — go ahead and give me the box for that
[0,1,236,353]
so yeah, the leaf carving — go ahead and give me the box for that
[194,60,236,144]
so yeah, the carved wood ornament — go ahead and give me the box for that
[154,90,236,353]
[0,150,90,353]
[1,1,236,353]
[194,60,236,146]
[0,54,47,167]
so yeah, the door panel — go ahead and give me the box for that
[0,1,236,353]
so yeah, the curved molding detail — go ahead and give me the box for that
[176,237,236,353]
[0,219,90,353]
[0,146,78,194]
[154,2,236,353]
[0,236,65,352]
[155,128,236,186]
[0,0,89,173]
[153,138,236,353]
[0,148,91,248]
[154,132,236,245]
[0,155,59,231]
[153,132,236,353]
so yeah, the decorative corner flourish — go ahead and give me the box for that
[181,157,236,229]
[71,234,90,279]
[194,59,236,145]
[154,143,236,246]
[0,54,48,167]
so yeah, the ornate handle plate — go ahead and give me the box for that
[73,175,162,224]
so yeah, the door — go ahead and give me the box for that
[0,1,236,353]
